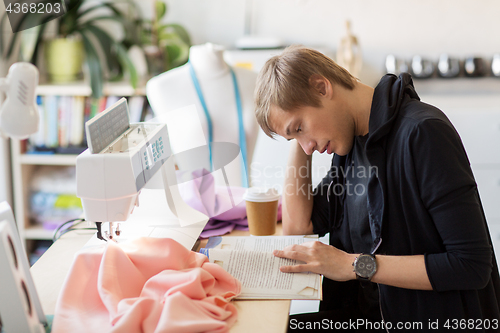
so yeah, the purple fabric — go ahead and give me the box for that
[176,169,281,238]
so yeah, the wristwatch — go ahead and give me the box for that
[352,254,377,282]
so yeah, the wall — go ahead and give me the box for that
[141,0,500,86]
[136,0,500,187]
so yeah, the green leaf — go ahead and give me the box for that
[155,1,167,22]
[164,39,189,68]
[20,26,41,62]
[64,0,84,13]
[80,24,117,77]
[77,15,127,29]
[0,13,8,56]
[115,43,138,88]
[157,30,179,43]
[80,32,104,99]
[78,2,123,20]
[30,22,49,65]
[164,24,191,46]
[80,23,137,89]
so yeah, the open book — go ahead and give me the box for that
[200,235,322,300]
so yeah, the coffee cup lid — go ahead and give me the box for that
[244,187,280,202]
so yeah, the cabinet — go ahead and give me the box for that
[419,87,500,256]
[10,82,147,251]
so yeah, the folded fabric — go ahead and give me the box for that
[52,237,241,333]
[176,169,282,238]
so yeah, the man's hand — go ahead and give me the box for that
[273,241,356,281]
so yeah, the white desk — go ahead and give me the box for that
[30,228,290,333]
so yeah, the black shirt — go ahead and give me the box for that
[310,73,500,331]
[345,134,372,254]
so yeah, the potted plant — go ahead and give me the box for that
[137,0,191,76]
[0,0,139,99]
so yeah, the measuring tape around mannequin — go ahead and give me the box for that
[189,62,249,187]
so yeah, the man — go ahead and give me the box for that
[254,45,500,331]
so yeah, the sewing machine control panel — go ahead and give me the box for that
[136,125,170,190]
[144,136,165,170]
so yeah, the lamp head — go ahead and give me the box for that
[0,63,39,139]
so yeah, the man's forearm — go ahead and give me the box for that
[282,141,314,235]
[371,254,432,290]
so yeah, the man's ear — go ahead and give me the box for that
[309,74,331,97]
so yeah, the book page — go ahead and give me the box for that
[207,248,321,300]
[204,235,319,252]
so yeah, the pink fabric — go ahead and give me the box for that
[52,238,241,333]
[176,169,282,238]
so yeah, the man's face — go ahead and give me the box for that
[269,96,356,156]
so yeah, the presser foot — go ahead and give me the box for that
[95,222,121,242]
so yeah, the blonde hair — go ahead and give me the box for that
[254,45,356,138]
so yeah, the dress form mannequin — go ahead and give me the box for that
[146,43,259,187]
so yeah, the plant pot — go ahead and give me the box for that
[45,37,84,83]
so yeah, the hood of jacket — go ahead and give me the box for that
[367,73,420,147]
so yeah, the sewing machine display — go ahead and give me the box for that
[76,98,208,242]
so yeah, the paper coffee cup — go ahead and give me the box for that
[244,187,280,236]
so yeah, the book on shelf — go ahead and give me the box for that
[128,96,146,123]
[57,96,69,148]
[105,95,120,109]
[70,96,85,147]
[200,235,322,300]
[28,95,149,154]
[46,95,59,148]
[30,96,45,148]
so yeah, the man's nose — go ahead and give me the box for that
[298,138,315,155]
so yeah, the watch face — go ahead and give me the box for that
[355,255,377,279]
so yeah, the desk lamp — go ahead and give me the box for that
[0,62,46,332]
[0,62,39,139]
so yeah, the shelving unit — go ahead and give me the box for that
[10,139,77,242]
[10,82,147,249]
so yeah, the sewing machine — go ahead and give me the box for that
[0,69,211,332]
[76,98,208,242]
